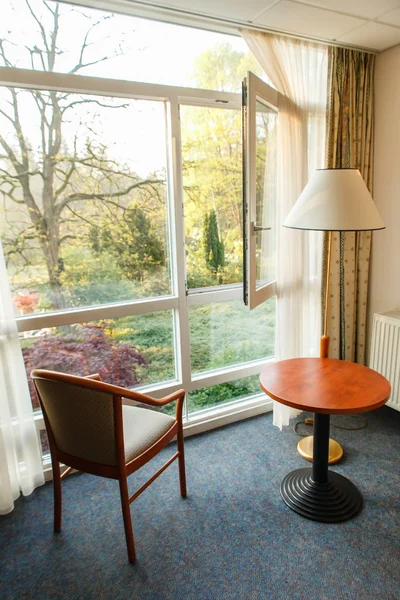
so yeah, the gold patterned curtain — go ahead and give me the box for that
[323,47,375,363]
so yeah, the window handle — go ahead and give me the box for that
[252,223,271,232]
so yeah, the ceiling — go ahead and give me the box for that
[134,0,400,51]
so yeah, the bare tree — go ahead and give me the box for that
[0,0,163,308]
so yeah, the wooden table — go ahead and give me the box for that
[260,358,391,523]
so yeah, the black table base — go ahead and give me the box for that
[280,468,362,523]
[280,413,362,523]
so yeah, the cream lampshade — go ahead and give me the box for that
[283,168,385,464]
[283,168,385,231]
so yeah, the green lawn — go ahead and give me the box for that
[21,295,275,416]
[108,298,275,414]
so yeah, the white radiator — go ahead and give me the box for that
[370,311,400,412]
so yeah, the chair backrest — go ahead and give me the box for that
[32,371,120,467]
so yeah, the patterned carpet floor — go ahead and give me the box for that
[1,406,399,600]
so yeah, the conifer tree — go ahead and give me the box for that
[203,209,225,281]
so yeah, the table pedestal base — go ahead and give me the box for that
[297,435,343,464]
[280,468,362,523]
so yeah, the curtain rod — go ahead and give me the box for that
[58,0,378,55]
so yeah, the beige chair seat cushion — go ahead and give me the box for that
[122,405,176,463]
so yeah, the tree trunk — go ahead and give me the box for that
[43,220,66,311]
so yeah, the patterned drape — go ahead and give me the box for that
[323,47,375,363]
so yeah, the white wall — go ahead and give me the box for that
[368,44,400,360]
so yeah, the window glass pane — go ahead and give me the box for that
[181,106,243,289]
[255,99,277,289]
[2,0,262,91]
[21,311,176,409]
[190,298,275,374]
[40,429,50,458]
[188,374,262,415]
[0,89,171,315]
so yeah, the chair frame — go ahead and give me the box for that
[32,369,187,563]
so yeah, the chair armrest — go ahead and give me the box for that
[154,389,186,406]
[162,390,185,422]
[120,388,186,422]
[117,387,183,406]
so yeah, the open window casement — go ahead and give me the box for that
[243,72,279,310]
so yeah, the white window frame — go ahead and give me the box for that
[243,72,279,310]
[0,66,274,455]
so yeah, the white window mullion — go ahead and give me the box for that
[190,358,273,390]
[186,283,243,307]
[16,296,178,333]
[167,99,191,420]
[0,67,239,108]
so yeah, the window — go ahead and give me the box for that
[1,90,172,309]
[243,72,279,309]
[0,0,276,458]
[181,104,243,289]
[189,299,275,375]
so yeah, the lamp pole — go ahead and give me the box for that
[297,229,343,464]
[320,230,333,359]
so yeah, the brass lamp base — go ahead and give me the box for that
[297,435,343,465]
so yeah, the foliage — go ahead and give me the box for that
[13,292,39,313]
[58,247,134,306]
[23,324,147,409]
[203,209,225,280]
[181,46,248,289]
[105,313,175,385]
[190,41,262,92]
[89,204,165,281]
[0,1,163,309]
[181,103,243,289]
[182,43,265,291]
[189,299,275,374]
[187,375,261,413]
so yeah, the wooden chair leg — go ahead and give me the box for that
[118,476,136,563]
[51,455,62,533]
[177,426,187,499]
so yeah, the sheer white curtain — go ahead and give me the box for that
[242,31,327,428]
[0,243,44,514]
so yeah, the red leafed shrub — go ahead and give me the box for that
[22,324,147,409]
[13,292,39,314]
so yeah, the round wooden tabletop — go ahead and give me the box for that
[260,358,391,414]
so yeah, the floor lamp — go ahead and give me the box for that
[283,168,385,464]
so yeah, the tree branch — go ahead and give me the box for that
[25,0,51,61]
[65,204,101,228]
[55,179,162,218]
[0,39,14,68]
[68,15,115,75]
[0,134,22,171]
[61,98,129,114]
[54,159,77,199]
[59,234,77,244]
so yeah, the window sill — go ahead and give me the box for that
[183,393,272,437]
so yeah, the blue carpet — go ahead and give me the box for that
[1,406,399,600]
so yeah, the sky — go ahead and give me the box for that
[0,0,251,176]
[1,0,250,87]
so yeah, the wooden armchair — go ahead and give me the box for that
[31,369,186,563]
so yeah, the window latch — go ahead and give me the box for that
[252,223,271,232]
